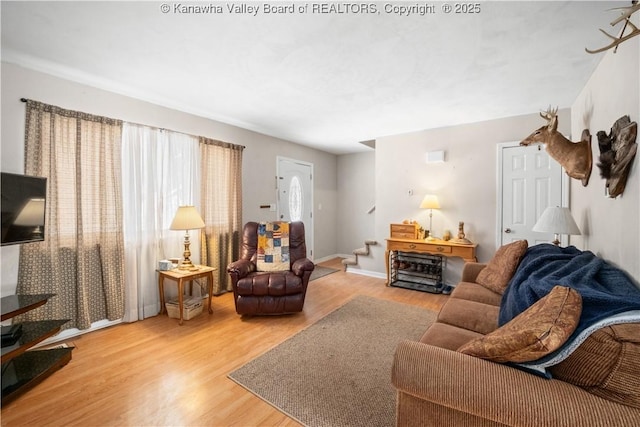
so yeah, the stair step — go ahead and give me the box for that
[342,258,358,266]
[353,247,369,256]
[364,240,378,245]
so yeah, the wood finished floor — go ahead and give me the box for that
[1,258,447,427]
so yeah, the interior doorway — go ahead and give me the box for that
[276,157,314,260]
[497,143,568,248]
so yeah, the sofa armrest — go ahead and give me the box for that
[392,340,640,426]
[461,262,487,283]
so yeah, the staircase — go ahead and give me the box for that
[342,239,378,270]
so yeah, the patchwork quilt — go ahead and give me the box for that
[257,221,290,272]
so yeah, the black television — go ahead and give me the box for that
[1,172,47,246]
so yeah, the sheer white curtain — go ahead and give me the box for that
[121,123,200,321]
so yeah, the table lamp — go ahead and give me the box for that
[420,195,440,241]
[170,206,205,270]
[532,206,581,246]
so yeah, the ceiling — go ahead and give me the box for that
[0,1,628,154]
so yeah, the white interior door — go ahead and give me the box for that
[277,157,314,260]
[498,143,565,247]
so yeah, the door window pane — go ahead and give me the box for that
[289,176,302,221]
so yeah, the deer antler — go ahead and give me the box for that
[540,106,558,122]
[586,3,640,54]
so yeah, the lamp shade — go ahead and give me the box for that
[532,207,581,235]
[14,198,45,226]
[420,195,440,210]
[170,206,205,230]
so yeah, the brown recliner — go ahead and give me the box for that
[227,221,315,315]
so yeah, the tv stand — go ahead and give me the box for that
[1,294,72,405]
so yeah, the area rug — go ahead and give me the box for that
[309,265,339,281]
[228,295,437,427]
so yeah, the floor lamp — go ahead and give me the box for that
[532,206,581,246]
[170,206,205,270]
[420,195,440,241]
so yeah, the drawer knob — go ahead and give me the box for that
[436,246,444,252]
[409,244,416,249]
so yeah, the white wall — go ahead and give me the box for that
[570,21,639,283]
[0,62,338,296]
[352,111,571,284]
[336,151,376,258]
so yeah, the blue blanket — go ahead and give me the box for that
[500,244,640,338]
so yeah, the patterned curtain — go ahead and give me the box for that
[16,100,125,330]
[199,137,243,294]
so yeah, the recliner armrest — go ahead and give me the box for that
[227,259,255,278]
[292,258,314,276]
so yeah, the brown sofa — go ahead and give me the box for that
[392,257,640,426]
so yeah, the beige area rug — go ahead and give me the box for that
[228,295,437,427]
[309,265,339,281]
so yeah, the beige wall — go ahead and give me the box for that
[336,151,376,260]
[0,63,338,295]
[343,24,639,286]
[570,22,639,282]
[349,111,571,284]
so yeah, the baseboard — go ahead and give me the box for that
[314,253,351,264]
[35,318,123,348]
[345,267,386,279]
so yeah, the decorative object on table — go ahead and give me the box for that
[532,206,581,246]
[520,107,592,187]
[158,260,173,271]
[451,221,473,245]
[586,3,640,54]
[442,229,451,241]
[170,206,205,271]
[419,194,440,241]
[596,115,637,198]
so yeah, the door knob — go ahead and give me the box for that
[504,228,512,233]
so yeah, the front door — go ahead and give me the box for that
[277,157,314,259]
[498,143,565,246]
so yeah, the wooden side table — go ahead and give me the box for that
[158,265,216,325]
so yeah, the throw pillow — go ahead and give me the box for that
[256,222,291,272]
[457,285,582,363]
[476,240,528,294]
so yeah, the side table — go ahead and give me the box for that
[158,265,216,325]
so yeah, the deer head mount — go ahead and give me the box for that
[520,107,593,187]
[586,2,640,54]
[596,116,637,198]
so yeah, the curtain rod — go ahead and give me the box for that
[19,97,245,149]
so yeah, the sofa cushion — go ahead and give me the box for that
[457,286,582,363]
[476,240,528,294]
[419,322,485,351]
[549,323,640,409]
[437,298,500,335]
[450,282,503,307]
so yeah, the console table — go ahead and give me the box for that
[385,238,477,292]
[1,294,72,405]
